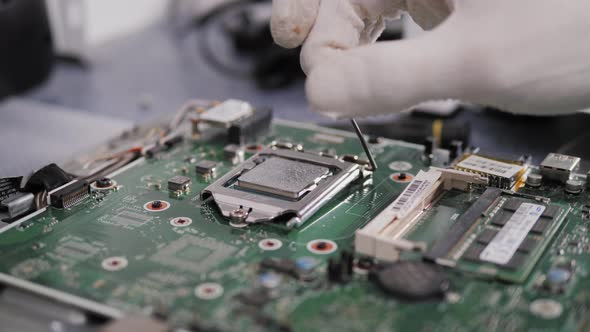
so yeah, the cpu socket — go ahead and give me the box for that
[201,149,362,228]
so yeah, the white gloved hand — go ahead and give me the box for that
[271,0,590,118]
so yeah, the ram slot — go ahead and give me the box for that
[424,187,503,265]
[355,170,443,262]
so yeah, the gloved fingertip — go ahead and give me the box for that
[270,21,306,49]
[270,0,320,49]
[305,58,366,119]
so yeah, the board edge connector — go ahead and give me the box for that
[48,180,90,209]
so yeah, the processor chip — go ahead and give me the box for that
[237,157,330,199]
[201,148,362,228]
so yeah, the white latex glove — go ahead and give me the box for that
[271,0,590,118]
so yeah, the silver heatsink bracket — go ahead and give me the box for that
[201,148,362,228]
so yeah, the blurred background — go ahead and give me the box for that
[1,0,589,177]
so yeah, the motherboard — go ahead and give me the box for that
[0,100,589,332]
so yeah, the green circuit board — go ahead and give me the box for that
[0,120,589,332]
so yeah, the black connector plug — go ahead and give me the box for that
[48,180,89,209]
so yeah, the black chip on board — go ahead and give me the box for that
[518,238,538,253]
[371,261,450,301]
[195,160,218,175]
[531,219,551,234]
[167,175,191,191]
[476,229,499,245]
[491,211,511,227]
[503,198,524,211]
[462,244,486,262]
[503,252,527,270]
[541,205,559,219]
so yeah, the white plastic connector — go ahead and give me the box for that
[355,167,493,262]
[431,167,488,191]
[355,169,443,262]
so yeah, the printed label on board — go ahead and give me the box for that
[457,155,522,178]
[480,203,545,265]
[389,170,441,218]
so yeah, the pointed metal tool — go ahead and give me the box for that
[350,119,378,171]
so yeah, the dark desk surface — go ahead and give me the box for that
[3,22,589,176]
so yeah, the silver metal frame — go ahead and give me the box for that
[201,148,362,228]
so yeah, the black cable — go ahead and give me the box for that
[193,0,303,89]
[197,21,254,79]
[194,0,268,27]
[86,153,140,184]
